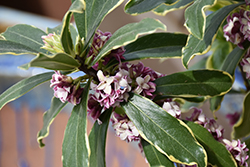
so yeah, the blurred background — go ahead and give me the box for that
[0,1,239,167]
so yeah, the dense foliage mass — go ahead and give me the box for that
[0,0,250,166]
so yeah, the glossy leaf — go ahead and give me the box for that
[37,97,68,147]
[0,72,53,110]
[232,92,250,139]
[61,12,74,55]
[123,33,187,61]
[20,53,80,71]
[209,96,224,113]
[1,24,47,53]
[89,108,112,167]
[72,0,124,47]
[182,2,244,69]
[141,139,174,167]
[185,121,237,167]
[0,40,37,55]
[184,0,216,39]
[153,0,193,16]
[62,80,90,167]
[122,94,207,167]
[61,0,85,55]
[154,69,232,97]
[206,37,233,70]
[209,44,249,112]
[220,46,249,75]
[90,18,166,67]
[125,0,178,15]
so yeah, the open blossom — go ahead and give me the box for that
[223,139,249,167]
[125,62,163,98]
[223,12,245,48]
[186,108,206,126]
[111,112,140,142]
[162,102,181,118]
[224,9,250,48]
[134,75,156,97]
[50,71,83,105]
[90,69,131,110]
[240,10,250,41]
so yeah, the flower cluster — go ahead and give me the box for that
[87,30,163,117]
[87,63,163,120]
[186,108,224,141]
[84,30,165,147]
[223,9,250,48]
[177,108,249,167]
[50,71,83,105]
[223,139,249,167]
[89,69,131,111]
[111,112,140,142]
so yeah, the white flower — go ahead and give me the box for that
[134,75,151,94]
[162,102,181,118]
[96,70,114,95]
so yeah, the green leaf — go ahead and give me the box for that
[153,0,193,16]
[209,96,224,113]
[72,0,124,47]
[206,37,233,70]
[184,0,216,39]
[220,45,249,75]
[61,0,86,55]
[122,94,207,167]
[125,0,178,15]
[89,108,112,167]
[0,40,38,55]
[37,97,68,147]
[62,80,90,167]
[141,139,174,167]
[185,121,237,167]
[209,44,249,112]
[154,69,233,97]
[123,33,187,61]
[182,2,244,69]
[0,72,53,110]
[61,13,74,55]
[90,18,166,67]
[232,92,250,139]
[20,53,80,71]
[1,24,47,54]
